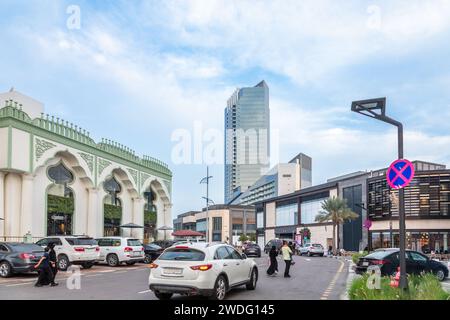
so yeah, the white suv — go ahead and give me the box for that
[95,237,145,267]
[148,242,258,300]
[36,236,100,271]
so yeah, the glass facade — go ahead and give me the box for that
[301,198,327,224]
[224,81,270,203]
[257,211,264,229]
[371,231,450,254]
[196,219,207,232]
[276,203,298,226]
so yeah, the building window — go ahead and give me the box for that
[103,177,122,236]
[301,198,327,224]
[47,163,74,236]
[257,211,264,228]
[143,188,157,243]
[276,203,298,226]
[213,217,222,231]
[196,219,206,232]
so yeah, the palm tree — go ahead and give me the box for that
[315,196,359,255]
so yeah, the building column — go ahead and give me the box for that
[0,172,5,238]
[4,173,22,237]
[132,197,145,240]
[87,188,99,237]
[20,174,34,237]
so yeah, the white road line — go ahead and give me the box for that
[138,289,151,294]
[306,259,311,261]
[6,282,34,287]
[99,270,116,273]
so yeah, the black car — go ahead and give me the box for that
[355,248,449,281]
[143,244,164,264]
[243,243,261,257]
[150,240,176,250]
[0,242,45,278]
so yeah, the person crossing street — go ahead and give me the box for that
[281,241,293,278]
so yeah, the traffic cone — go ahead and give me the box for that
[390,267,400,288]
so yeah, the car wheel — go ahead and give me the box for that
[126,261,136,266]
[307,251,311,257]
[154,291,173,300]
[246,268,258,290]
[106,254,119,267]
[143,254,152,264]
[319,253,324,257]
[210,275,227,301]
[57,255,70,271]
[0,261,12,278]
[81,262,94,269]
[436,269,446,282]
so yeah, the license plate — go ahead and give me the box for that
[362,261,369,267]
[164,268,183,275]
[133,251,142,257]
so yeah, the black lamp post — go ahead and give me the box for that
[351,97,408,290]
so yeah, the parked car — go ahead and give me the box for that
[95,237,145,267]
[151,240,177,249]
[148,242,258,300]
[0,242,45,278]
[264,239,292,254]
[143,243,164,264]
[299,244,324,257]
[355,248,449,281]
[243,243,261,257]
[36,236,99,271]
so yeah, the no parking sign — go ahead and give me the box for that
[386,159,415,189]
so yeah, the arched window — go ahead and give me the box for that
[103,177,122,236]
[47,163,74,236]
[143,189,157,243]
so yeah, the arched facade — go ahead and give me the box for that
[0,91,173,241]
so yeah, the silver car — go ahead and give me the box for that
[299,243,324,257]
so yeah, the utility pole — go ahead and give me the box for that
[200,166,213,242]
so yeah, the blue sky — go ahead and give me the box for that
[1,0,450,218]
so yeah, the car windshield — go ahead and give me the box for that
[66,238,97,246]
[312,244,323,248]
[146,244,162,250]
[9,243,44,252]
[158,248,205,261]
[127,239,141,246]
[365,251,393,260]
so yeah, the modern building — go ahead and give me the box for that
[367,161,450,254]
[173,205,256,245]
[173,211,198,232]
[230,153,312,205]
[224,80,270,204]
[0,89,173,242]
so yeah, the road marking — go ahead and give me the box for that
[320,259,345,300]
[85,274,102,278]
[6,282,34,287]
[138,289,151,294]
[99,270,116,273]
[306,259,311,261]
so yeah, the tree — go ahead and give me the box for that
[239,234,249,243]
[248,233,256,242]
[315,196,359,255]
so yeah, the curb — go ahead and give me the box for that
[341,261,357,300]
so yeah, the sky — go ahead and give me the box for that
[1,0,450,218]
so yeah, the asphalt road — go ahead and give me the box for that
[0,255,348,300]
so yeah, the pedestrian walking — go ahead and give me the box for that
[34,247,54,287]
[48,243,59,286]
[288,241,296,265]
[328,245,333,256]
[281,241,293,278]
[266,245,278,276]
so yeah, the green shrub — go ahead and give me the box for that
[349,272,450,300]
[352,251,369,264]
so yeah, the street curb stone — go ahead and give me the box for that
[341,261,357,300]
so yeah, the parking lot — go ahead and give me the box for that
[0,254,348,300]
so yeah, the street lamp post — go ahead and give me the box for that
[351,97,408,289]
[200,166,213,243]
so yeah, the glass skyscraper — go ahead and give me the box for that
[224,80,270,204]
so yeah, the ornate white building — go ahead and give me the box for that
[0,89,173,242]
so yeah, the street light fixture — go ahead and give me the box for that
[200,166,213,243]
[351,97,408,290]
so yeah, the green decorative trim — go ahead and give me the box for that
[104,204,122,220]
[140,172,151,189]
[98,158,112,176]
[127,168,138,185]
[79,152,94,173]
[47,194,74,215]
[35,137,56,161]
[144,210,157,225]
[7,125,12,168]
[0,103,172,180]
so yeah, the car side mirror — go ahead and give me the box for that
[241,253,247,259]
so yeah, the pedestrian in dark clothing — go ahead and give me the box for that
[266,246,278,276]
[34,247,54,287]
[328,245,333,256]
[48,243,59,286]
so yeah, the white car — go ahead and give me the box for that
[95,237,145,267]
[299,243,325,257]
[148,243,258,300]
[36,236,100,271]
